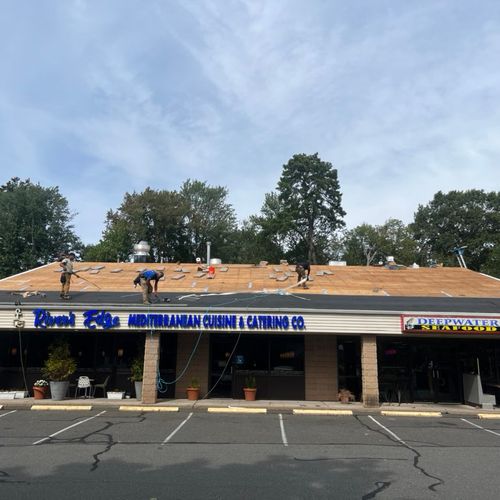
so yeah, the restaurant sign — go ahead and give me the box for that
[31,308,306,332]
[401,315,500,334]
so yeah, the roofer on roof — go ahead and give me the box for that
[295,261,311,289]
[59,252,76,300]
[134,269,164,304]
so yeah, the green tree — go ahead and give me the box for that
[0,178,81,278]
[411,190,500,274]
[342,219,418,265]
[83,212,132,262]
[258,153,345,264]
[179,180,238,262]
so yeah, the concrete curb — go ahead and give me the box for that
[478,413,500,419]
[31,405,92,411]
[293,409,353,416]
[119,406,179,412]
[381,410,442,417]
[207,407,267,414]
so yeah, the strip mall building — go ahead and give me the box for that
[1,262,499,407]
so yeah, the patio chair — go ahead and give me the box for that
[92,375,110,398]
[75,376,92,398]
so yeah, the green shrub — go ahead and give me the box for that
[42,341,77,381]
[245,376,256,389]
[129,357,144,382]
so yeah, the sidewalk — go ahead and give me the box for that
[1,397,499,417]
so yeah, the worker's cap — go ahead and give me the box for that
[68,252,76,257]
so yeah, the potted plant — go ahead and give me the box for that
[243,375,257,401]
[42,341,77,400]
[129,356,144,400]
[186,378,200,400]
[338,388,355,404]
[33,379,49,399]
[107,389,125,399]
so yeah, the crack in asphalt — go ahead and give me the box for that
[362,481,391,499]
[356,416,445,492]
[0,470,28,484]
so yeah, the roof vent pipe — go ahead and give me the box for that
[206,241,211,265]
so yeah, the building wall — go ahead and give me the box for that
[175,332,210,398]
[305,335,338,400]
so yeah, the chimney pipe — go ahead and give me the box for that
[206,241,211,265]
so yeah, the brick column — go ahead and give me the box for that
[305,335,338,400]
[361,335,380,407]
[142,332,161,404]
[175,332,210,399]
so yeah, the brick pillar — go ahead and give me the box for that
[361,335,380,407]
[142,332,161,404]
[175,332,210,399]
[305,335,338,400]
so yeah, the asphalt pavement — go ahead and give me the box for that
[1,406,500,499]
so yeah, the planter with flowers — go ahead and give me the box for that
[243,376,257,401]
[338,388,355,404]
[33,380,49,399]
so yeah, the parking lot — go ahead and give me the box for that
[1,409,500,499]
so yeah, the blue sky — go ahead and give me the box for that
[1,0,499,244]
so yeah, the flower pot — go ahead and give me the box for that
[243,388,257,401]
[107,391,125,399]
[50,381,69,401]
[134,381,143,400]
[33,386,48,399]
[186,387,200,401]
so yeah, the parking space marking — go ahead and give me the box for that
[32,410,107,445]
[461,418,500,437]
[0,410,16,419]
[368,415,407,445]
[279,414,288,447]
[161,412,193,445]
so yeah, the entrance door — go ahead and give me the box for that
[412,343,460,402]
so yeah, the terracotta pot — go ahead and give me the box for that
[243,388,257,401]
[33,386,47,399]
[186,387,200,401]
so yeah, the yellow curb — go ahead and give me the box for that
[207,407,267,414]
[293,409,353,416]
[119,406,179,412]
[0,405,3,410]
[478,413,500,419]
[31,405,92,411]
[381,410,442,417]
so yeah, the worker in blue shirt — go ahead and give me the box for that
[134,270,164,304]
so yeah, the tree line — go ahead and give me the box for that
[1,153,499,279]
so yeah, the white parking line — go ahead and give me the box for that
[161,412,193,445]
[0,410,17,419]
[368,415,407,445]
[33,410,106,445]
[461,418,500,437]
[279,414,288,447]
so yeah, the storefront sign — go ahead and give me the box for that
[401,315,500,334]
[31,309,305,332]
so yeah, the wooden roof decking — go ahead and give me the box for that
[0,262,499,298]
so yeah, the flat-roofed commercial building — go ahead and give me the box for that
[1,262,499,407]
